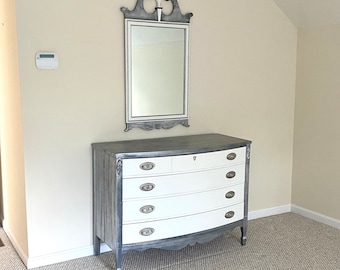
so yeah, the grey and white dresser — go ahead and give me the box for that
[92,133,251,270]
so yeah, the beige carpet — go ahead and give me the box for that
[1,213,340,269]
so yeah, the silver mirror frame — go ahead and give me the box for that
[121,0,193,131]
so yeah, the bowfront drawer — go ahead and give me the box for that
[123,164,245,199]
[172,147,246,172]
[122,203,244,244]
[123,156,172,177]
[123,183,244,224]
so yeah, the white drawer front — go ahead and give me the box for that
[123,156,172,177]
[172,147,246,172]
[123,164,245,200]
[122,203,244,244]
[123,183,244,224]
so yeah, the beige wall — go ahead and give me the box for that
[293,25,340,220]
[5,0,297,266]
[0,0,28,258]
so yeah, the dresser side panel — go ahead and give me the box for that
[93,148,118,250]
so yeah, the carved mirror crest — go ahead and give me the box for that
[121,0,193,131]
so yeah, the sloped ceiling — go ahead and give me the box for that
[273,0,340,28]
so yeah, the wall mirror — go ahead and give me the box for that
[121,0,193,131]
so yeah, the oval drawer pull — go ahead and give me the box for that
[227,153,237,160]
[140,162,155,171]
[226,171,236,179]
[225,191,235,199]
[225,211,235,219]
[139,205,155,214]
[139,227,155,236]
[139,183,155,192]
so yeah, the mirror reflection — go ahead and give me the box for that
[125,20,189,130]
[131,24,186,117]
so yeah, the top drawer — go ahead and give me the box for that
[123,156,172,178]
[172,147,246,173]
[122,147,246,177]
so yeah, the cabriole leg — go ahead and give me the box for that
[116,247,122,270]
[240,226,247,245]
[94,235,101,255]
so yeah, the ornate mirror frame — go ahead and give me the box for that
[121,0,193,131]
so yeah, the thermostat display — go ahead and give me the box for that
[35,52,58,69]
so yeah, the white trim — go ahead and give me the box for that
[2,220,29,267]
[248,204,291,220]
[99,243,112,253]
[291,204,340,230]
[26,243,112,269]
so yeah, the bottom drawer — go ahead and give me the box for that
[122,203,244,244]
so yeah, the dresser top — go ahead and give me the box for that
[92,133,251,158]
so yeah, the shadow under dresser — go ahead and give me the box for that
[92,133,251,270]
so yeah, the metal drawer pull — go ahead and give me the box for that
[139,183,155,192]
[140,205,155,214]
[139,227,155,236]
[225,191,235,199]
[226,171,236,179]
[225,211,235,219]
[140,162,155,171]
[227,152,237,160]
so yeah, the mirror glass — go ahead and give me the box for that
[125,20,189,130]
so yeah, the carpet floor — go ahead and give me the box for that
[0,213,340,269]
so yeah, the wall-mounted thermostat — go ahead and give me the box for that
[35,52,58,69]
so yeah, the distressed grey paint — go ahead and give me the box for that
[121,0,193,23]
[92,134,251,270]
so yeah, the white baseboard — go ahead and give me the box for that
[2,220,29,267]
[248,204,291,220]
[26,242,112,269]
[99,243,112,253]
[291,204,340,230]
[8,204,340,269]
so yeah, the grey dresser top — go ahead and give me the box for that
[92,133,251,159]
